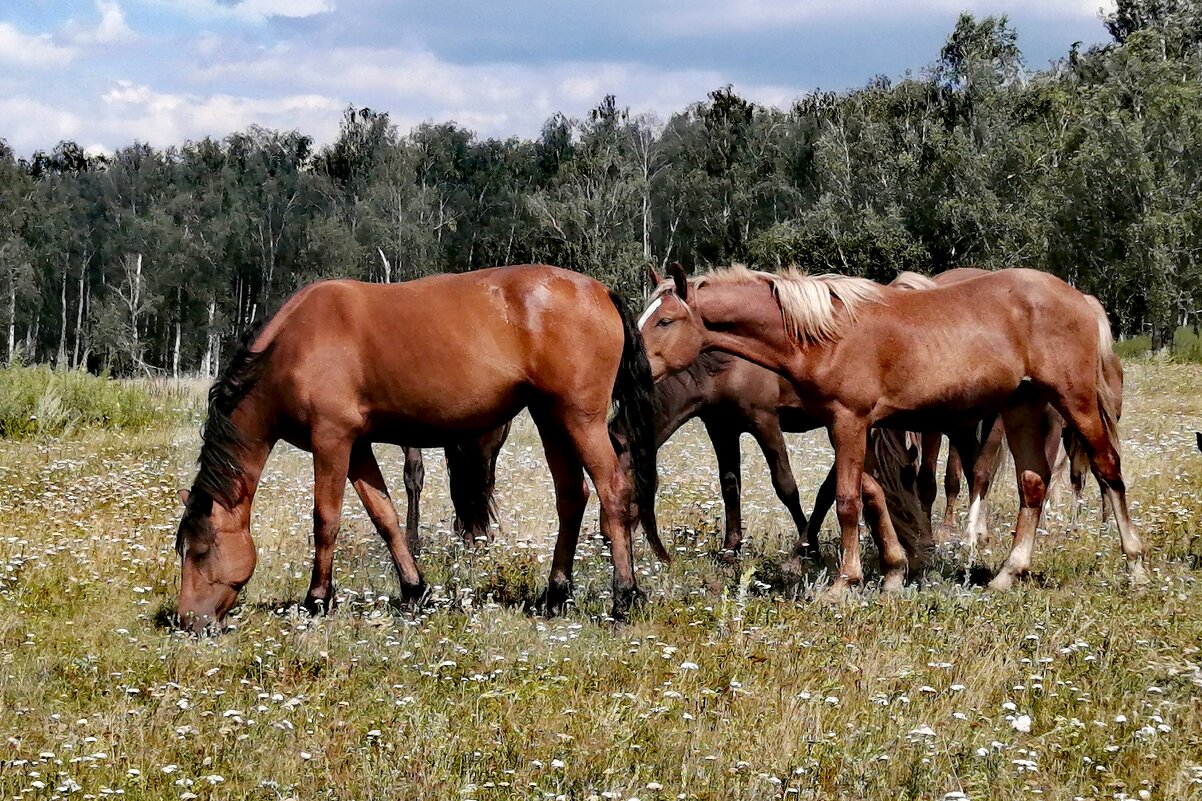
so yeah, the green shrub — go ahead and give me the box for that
[1114,328,1202,364]
[0,365,190,439]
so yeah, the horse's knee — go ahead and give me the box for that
[772,473,799,503]
[835,494,861,525]
[1018,470,1046,508]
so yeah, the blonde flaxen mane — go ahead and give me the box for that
[696,265,884,344]
[890,271,938,291]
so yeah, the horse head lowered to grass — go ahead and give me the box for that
[175,265,666,632]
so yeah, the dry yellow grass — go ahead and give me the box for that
[1,362,1200,800]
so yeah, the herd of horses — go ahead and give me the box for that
[174,262,1147,633]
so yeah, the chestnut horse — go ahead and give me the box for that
[175,265,664,632]
[640,348,929,574]
[639,265,1146,597]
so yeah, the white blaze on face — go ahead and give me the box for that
[637,297,663,329]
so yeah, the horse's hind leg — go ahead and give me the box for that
[402,447,424,556]
[531,423,589,615]
[917,432,941,523]
[749,412,811,558]
[1056,398,1148,584]
[548,409,641,620]
[990,402,1052,591]
[351,442,426,603]
[305,432,354,615]
[703,417,744,555]
[964,417,1005,549]
[941,437,962,535]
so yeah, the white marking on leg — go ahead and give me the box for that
[966,496,984,544]
[637,297,663,329]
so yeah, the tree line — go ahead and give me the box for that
[1,0,1200,376]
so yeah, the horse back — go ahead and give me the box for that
[253,265,622,440]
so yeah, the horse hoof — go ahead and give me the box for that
[537,579,574,617]
[399,578,428,607]
[302,593,335,616]
[987,572,1015,591]
[882,571,905,594]
[611,585,647,621]
[818,582,853,604]
[1128,560,1151,587]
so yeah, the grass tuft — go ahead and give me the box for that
[0,365,196,439]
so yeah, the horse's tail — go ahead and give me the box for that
[446,423,510,545]
[1091,295,1124,457]
[607,290,669,564]
[1063,296,1124,498]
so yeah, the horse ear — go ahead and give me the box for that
[178,488,190,507]
[669,262,688,301]
[646,262,665,289]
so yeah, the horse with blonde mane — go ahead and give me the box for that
[639,264,1146,597]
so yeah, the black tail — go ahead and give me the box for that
[446,422,510,546]
[607,290,669,563]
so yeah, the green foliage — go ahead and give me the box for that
[0,365,187,438]
[1115,327,1202,363]
[4,9,1202,373]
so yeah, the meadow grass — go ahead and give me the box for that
[1,363,1200,800]
[0,366,196,439]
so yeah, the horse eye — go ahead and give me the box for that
[656,317,675,327]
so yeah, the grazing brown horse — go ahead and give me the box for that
[400,422,511,554]
[175,265,664,632]
[639,265,1146,597]
[647,349,818,554]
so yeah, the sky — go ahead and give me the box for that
[1,0,1118,157]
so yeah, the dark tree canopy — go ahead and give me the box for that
[2,9,1201,373]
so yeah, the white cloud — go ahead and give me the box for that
[69,1,137,45]
[0,97,81,148]
[194,46,798,141]
[235,0,335,18]
[136,0,334,22]
[99,81,343,147]
[650,0,1116,35]
[0,23,77,67]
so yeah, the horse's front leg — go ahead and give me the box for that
[823,415,868,601]
[703,417,744,556]
[305,430,353,615]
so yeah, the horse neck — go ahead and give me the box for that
[200,405,276,521]
[695,281,798,375]
[653,358,718,447]
[695,282,853,394]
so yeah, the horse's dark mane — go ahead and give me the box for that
[186,325,273,521]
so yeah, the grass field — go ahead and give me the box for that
[1,362,1201,800]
